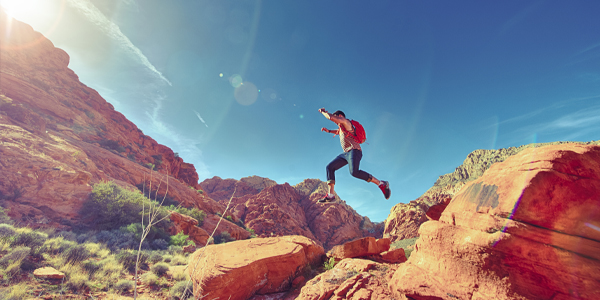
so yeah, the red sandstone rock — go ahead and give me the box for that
[188,236,324,300]
[296,258,397,300]
[379,248,407,264]
[389,144,600,300]
[327,237,391,260]
[200,177,384,250]
[33,267,65,280]
[169,211,210,246]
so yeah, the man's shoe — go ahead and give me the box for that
[379,181,391,200]
[318,194,335,203]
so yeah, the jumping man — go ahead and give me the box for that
[318,108,391,202]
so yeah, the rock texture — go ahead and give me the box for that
[188,236,325,300]
[296,258,398,300]
[33,267,65,280]
[201,177,385,250]
[384,140,600,242]
[389,143,600,300]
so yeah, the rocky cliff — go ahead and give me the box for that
[200,176,384,250]
[384,140,600,242]
[0,11,228,231]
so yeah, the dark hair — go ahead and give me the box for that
[332,110,345,118]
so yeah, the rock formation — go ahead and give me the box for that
[389,143,600,300]
[0,11,228,231]
[188,236,325,300]
[384,140,600,242]
[201,177,385,249]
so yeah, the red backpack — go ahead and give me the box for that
[350,120,367,144]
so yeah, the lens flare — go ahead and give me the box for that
[234,81,258,106]
[229,74,243,88]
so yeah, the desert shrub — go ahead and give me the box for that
[94,257,123,286]
[0,207,12,225]
[170,254,188,266]
[11,229,47,249]
[64,266,89,291]
[84,242,110,258]
[81,181,149,230]
[323,257,336,271]
[140,272,158,286]
[114,279,135,292]
[0,246,30,268]
[167,245,183,255]
[81,259,101,275]
[167,206,206,225]
[98,139,125,153]
[162,254,173,263]
[391,237,419,259]
[151,239,169,251]
[62,244,91,264]
[214,231,235,244]
[116,249,148,273]
[0,223,15,241]
[40,236,76,255]
[0,282,30,300]
[170,281,193,300]
[171,267,189,281]
[169,232,190,247]
[151,262,170,276]
[148,251,164,263]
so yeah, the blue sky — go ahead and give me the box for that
[3,0,600,222]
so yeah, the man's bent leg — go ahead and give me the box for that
[347,149,372,182]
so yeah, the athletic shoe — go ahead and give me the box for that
[379,181,391,199]
[318,194,335,203]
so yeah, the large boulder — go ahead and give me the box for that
[188,236,324,300]
[390,144,600,300]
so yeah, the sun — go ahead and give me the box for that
[1,0,33,19]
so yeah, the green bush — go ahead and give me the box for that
[81,259,101,275]
[0,207,12,224]
[11,230,47,249]
[169,232,190,247]
[116,249,148,273]
[151,262,170,277]
[170,280,193,300]
[149,251,164,263]
[323,257,336,271]
[40,236,77,255]
[114,279,135,292]
[168,206,206,225]
[62,244,91,264]
[140,272,158,286]
[0,223,16,241]
[215,231,235,244]
[82,181,169,231]
[0,246,30,268]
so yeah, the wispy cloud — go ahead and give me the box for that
[499,98,600,145]
[193,110,209,128]
[66,0,171,86]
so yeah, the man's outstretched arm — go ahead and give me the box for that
[318,108,345,124]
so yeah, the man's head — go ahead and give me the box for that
[332,110,346,118]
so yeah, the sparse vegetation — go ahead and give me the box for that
[323,257,337,271]
[391,237,419,259]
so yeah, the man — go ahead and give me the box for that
[318,108,391,202]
